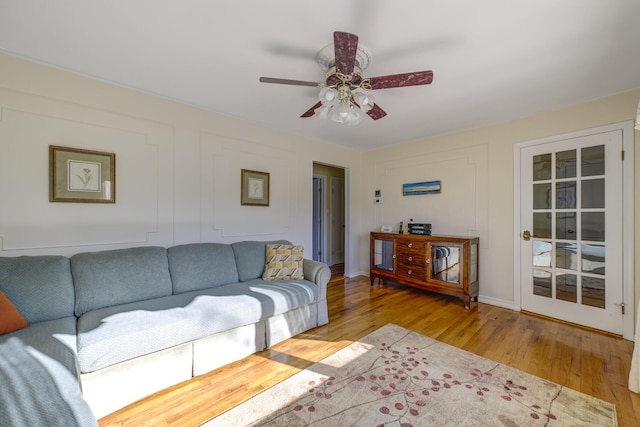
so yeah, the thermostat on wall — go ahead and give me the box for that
[375,189,382,204]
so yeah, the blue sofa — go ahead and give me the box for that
[0,240,331,420]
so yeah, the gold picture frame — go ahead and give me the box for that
[49,145,116,203]
[241,169,269,206]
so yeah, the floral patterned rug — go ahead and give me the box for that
[203,324,617,426]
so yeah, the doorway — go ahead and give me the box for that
[514,122,634,339]
[312,163,347,272]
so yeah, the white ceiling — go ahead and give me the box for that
[1,1,639,151]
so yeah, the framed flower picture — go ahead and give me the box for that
[241,169,269,206]
[49,145,116,203]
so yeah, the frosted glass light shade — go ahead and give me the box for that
[354,92,374,112]
[319,85,364,125]
[347,108,361,126]
[315,105,330,118]
[330,101,351,123]
[319,87,338,106]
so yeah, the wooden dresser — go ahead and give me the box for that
[370,232,479,309]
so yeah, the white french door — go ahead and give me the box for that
[519,131,625,334]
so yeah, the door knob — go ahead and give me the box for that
[522,230,531,241]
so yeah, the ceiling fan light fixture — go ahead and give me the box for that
[347,108,362,126]
[319,85,358,125]
[314,105,330,119]
[319,87,337,106]
[318,84,369,125]
[354,91,374,112]
[329,101,349,123]
[330,100,360,125]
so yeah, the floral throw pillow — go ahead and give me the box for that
[262,244,304,280]
[0,291,29,335]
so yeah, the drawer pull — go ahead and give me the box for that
[408,269,412,275]
[408,256,413,262]
[408,243,412,248]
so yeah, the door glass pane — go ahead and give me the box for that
[556,243,577,270]
[470,244,478,283]
[582,244,604,275]
[556,149,576,179]
[533,269,551,297]
[533,213,551,238]
[533,183,551,209]
[533,153,552,181]
[582,276,605,308]
[527,141,614,319]
[556,213,577,240]
[556,273,577,303]
[556,181,576,209]
[582,212,605,242]
[582,145,605,176]
[533,241,552,267]
[374,239,394,270]
[582,179,604,208]
[431,245,460,284]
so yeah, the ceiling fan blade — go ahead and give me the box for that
[333,31,359,75]
[301,101,322,118]
[259,77,321,87]
[366,104,387,120]
[368,70,434,90]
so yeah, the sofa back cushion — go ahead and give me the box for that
[231,240,291,282]
[71,247,172,316]
[167,243,239,294]
[0,256,75,323]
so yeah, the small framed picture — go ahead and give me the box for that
[49,145,116,203]
[241,169,269,206]
[402,180,441,196]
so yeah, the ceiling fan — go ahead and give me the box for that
[259,31,434,125]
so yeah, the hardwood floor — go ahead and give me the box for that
[99,274,640,426]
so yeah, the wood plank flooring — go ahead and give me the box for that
[99,274,640,426]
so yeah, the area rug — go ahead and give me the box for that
[203,323,617,426]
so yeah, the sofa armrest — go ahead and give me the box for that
[0,337,98,427]
[303,259,331,300]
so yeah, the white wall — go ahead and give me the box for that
[1,53,638,319]
[0,54,363,261]
[362,88,640,312]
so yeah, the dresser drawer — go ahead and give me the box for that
[396,239,426,253]
[397,264,426,280]
[397,252,425,267]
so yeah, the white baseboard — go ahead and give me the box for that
[345,271,368,279]
[477,295,518,311]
